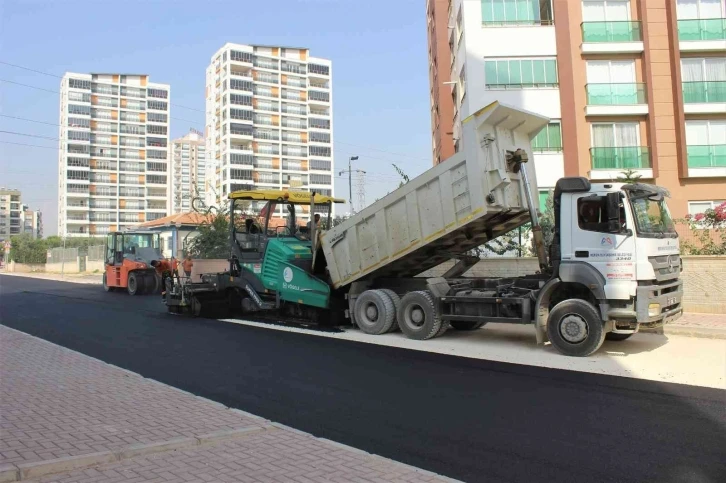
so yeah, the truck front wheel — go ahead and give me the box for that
[547,299,605,357]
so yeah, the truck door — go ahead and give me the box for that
[105,233,120,287]
[570,193,636,299]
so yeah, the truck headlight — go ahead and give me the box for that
[648,303,661,317]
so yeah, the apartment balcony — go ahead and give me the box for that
[683,81,726,113]
[589,146,652,180]
[581,21,644,54]
[585,83,648,116]
[678,18,726,52]
[687,144,726,177]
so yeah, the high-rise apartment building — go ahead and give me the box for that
[58,73,171,237]
[205,43,334,219]
[0,188,22,242]
[21,204,42,239]
[429,0,725,218]
[427,0,457,165]
[170,129,207,213]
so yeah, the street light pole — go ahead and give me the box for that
[339,155,358,214]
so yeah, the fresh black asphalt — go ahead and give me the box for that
[1,275,725,483]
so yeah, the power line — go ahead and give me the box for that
[0,60,62,78]
[1,60,203,113]
[0,78,59,94]
[0,130,59,141]
[0,140,59,150]
[0,114,59,126]
[335,141,430,163]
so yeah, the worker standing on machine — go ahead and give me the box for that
[182,254,194,280]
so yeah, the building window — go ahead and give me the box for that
[147,125,167,135]
[481,0,553,26]
[309,146,331,157]
[309,118,330,130]
[310,174,331,185]
[590,122,649,169]
[148,112,168,123]
[68,78,91,90]
[532,122,563,152]
[309,64,330,76]
[681,58,726,103]
[688,200,726,218]
[68,118,90,128]
[309,132,330,143]
[68,104,91,115]
[677,0,725,20]
[147,100,168,111]
[231,50,253,63]
[685,120,726,167]
[230,108,253,121]
[485,58,558,88]
[230,94,253,106]
[308,90,330,102]
[230,79,253,92]
[147,88,168,99]
[68,131,90,141]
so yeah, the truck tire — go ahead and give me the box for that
[397,291,442,340]
[354,290,396,335]
[450,321,486,331]
[606,332,634,341]
[378,289,401,332]
[102,273,114,292]
[547,299,605,357]
[127,272,143,296]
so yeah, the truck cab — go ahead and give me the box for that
[541,177,683,349]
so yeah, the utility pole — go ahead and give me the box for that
[339,155,359,213]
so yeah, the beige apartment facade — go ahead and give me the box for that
[429,0,725,218]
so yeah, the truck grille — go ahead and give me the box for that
[648,254,681,283]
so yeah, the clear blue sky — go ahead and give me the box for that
[0,0,433,235]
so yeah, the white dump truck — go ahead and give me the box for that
[167,101,683,357]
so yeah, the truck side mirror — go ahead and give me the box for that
[606,192,621,234]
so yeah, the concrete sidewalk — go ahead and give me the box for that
[0,326,456,483]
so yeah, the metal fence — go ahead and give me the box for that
[48,247,79,264]
[87,245,105,261]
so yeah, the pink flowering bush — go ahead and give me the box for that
[678,201,726,255]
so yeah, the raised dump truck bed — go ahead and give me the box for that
[320,102,549,289]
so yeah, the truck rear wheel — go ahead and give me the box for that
[378,289,401,332]
[547,299,605,357]
[354,290,396,335]
[450,321,486,331]
[397,291,442,340]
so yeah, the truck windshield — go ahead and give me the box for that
[629,195,677,238]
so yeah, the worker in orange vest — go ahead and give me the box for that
[182,255,194,279]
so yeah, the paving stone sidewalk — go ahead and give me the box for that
[0,326,456,483]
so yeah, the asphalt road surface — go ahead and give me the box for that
[1,275,725,483]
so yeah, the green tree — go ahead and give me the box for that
[185,192,230,259]
[617,168,642,184]
[8,234,48,264]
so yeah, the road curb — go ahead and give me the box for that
[1,425,271,482]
